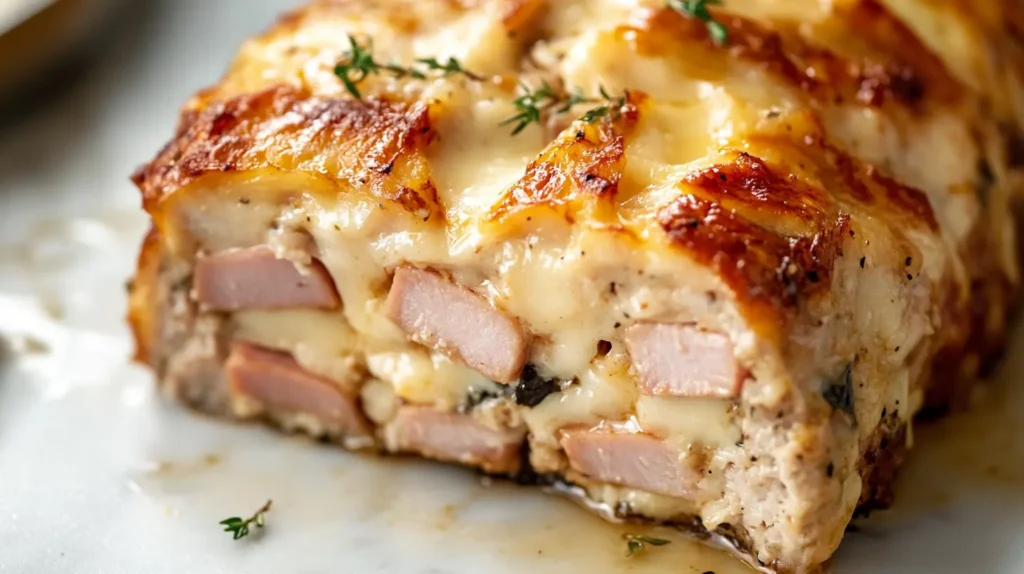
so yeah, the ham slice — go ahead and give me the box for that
[384,266,528,383]
[388,406,523,473]
[194,246,340,311]
[561,427,700,498]
[225,343,369,435]
[624,323,743,398]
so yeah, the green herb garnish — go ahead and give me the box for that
[579,86,627,123]
[501,83,626,135]
[219,500,273,541]
[501,81,561,135]
[668,0,729,45]
[415,56,483,80]
[625,533,671,557]
[333,35,479,99]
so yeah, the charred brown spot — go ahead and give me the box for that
[488,96,641,226]
[663,152,855,330]
[1002,124,1024,169]
[682,152,830,233]
[633,3,954,111]
[864,165,938,229]
[855,63,925,107]
[133,85,441,220]
[855,418,907,517]
[747,135,938,231]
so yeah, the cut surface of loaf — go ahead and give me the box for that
[127,1,1024,572]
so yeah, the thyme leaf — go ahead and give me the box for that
[334,35,381,99]
[667,0,729,45]
[219,500,273,541]
[501,83,626,135]
[416,56,483,80]
[624,534,671,557]
[334,35,480,99]
[500,81,561,135]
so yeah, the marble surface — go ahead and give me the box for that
[0,1,1022,572]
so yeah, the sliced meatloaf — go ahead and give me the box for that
[127,1,1024,571]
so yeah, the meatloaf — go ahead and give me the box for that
[127,1,1024,572]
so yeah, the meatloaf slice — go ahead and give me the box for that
[127,1,1024,572]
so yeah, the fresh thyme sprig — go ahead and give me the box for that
[416,56,484,81]
[219,500,273,541]
[668,0,729,45]
[501,81,561,135]
[579,86,628,123]
[624,533,671,557]
[501,83,626,135]
[333,36,480,99]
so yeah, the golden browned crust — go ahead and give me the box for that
[132,85,440,220]
[659,155,849,336]
[630,1,962,112]
[127,226,162,365]
[488,95,643,228]
[854,415,908,516]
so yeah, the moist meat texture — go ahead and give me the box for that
[127,1,1024,572]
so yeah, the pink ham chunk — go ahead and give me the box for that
[389,406,524,474]
[194,246,340,311]
[384,266,528,383]
[624,323,744,398]
[561,428,701,498]
[225,343,369,436]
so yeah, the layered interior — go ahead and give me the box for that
[167,185,760,483]
[144,170,921,571]
[127,1,1024,571]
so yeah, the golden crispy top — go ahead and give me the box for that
[132,0,1024,331]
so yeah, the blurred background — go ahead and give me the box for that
[0,0,301,240]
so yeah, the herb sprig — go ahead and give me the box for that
[334,35,481,99]
[501,83,626,135]
[334,35,627,136]
[579,86,628,123]
[219,500,273,541]
[668,0,729,45]
[624,533,671,557]
[415,56,483,81]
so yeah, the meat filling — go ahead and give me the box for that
[225,342,370,436]
[387,405,525,474]
[194,246,341,311]
[560,426,702,499]
[624,323,744,398]
[384,265,528,383]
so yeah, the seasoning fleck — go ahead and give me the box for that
[624,534,671,557]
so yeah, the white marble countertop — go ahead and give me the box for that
[0,1,1022,572]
